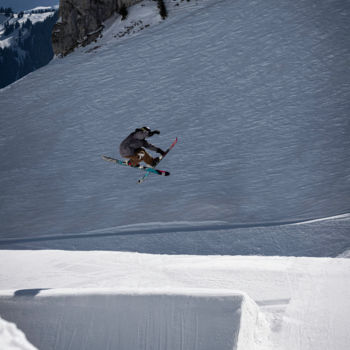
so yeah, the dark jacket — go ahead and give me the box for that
[120,129,159,157]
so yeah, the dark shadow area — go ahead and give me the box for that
[0,293,244,350]
[0,216,349,258]
[14,288,51,298]
[0,219,307,245]
[0,10,58,89]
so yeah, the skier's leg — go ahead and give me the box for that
[126,148,155,166]
[125,155,139,166]
[137,149,155,166]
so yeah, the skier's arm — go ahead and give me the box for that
[143,140,165,156]
[149,130,160,136]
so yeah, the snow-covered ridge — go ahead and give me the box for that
[0,7,57,48]
[0,6,58,88]
[23,6,59,14]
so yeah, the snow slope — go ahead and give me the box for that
[1,0,349,238]
[1,213,349,257]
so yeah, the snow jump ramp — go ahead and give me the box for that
[0,288,265,350]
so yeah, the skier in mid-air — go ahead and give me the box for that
[119,127,166,167]
[102,127,177,182]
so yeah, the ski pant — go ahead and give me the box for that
[125,148,155,166]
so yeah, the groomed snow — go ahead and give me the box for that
[0,251,349,350]
[0,288,266,350]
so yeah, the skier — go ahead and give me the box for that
[119,127,166,167]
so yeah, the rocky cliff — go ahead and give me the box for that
[52,0,141,56]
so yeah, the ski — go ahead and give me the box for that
[137,137,178,184]
[102,155,170,176]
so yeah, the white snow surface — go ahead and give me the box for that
[97,0,162,45]
[0,251,350,350]
[0,0,350,349]
[0,316,37,350]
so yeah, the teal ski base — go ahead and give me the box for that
[137,137,178,183]
[101,155,170,177]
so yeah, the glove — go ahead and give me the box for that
[151,130,160,136]
[156,148,166,156]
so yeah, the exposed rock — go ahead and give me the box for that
[52,0,141,56]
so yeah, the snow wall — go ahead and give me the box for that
[0,289,264,350]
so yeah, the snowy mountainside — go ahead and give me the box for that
[0,7,58,88]
[90,0,164,49]
[82,0,217,53]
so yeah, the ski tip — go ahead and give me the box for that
[102,155,113,162]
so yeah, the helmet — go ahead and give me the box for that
[134,126,151,135]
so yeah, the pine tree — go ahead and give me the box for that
[157,0,167,19]
[119,4,128,20]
